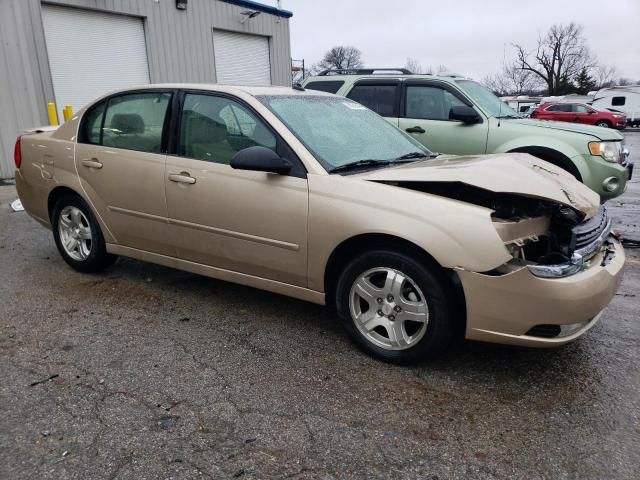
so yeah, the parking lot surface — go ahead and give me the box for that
[1,133,639,480]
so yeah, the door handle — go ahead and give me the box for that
[81,159,103,169]
[169,172,196,185]
[405,126,426,134]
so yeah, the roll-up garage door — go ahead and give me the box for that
[41,5,150,118]
[212,30,271,86]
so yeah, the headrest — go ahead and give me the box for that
[182,110,227,143]
[111,114,144,134]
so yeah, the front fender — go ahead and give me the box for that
[306,174,510,292]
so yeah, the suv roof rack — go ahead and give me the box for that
[317,68,414,76]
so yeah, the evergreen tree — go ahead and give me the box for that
[574,67,597,94]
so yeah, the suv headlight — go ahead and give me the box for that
[589,141,621,163]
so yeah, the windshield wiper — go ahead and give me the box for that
[329,159,390,173]
[495,114,520,119]
[393,151,430,161]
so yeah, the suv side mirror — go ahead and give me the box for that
[230,146,292,175]
[449,105,481,124]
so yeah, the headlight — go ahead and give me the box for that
[589,141,621,163]
[613,114,623,119]
[527,252,584,278]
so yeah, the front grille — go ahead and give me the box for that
[526,324,561,338]
[573,206,608,250]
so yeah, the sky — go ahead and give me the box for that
[273,0,640,82]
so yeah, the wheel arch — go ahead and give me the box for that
[508,146,583,181]
[324,233,466,336]
[48,186,83,221]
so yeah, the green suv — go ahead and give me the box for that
[302,69,633,200]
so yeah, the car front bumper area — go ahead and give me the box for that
[456,236,625,347]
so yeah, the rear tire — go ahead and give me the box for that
[335,249,453,363]
[52,194,117,273]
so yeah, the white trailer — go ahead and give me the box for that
[541,94,594,105]
[592,86,640,127]
[500,95,542,113]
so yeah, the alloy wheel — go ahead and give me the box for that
[58,206,92,261]
[349,267,429,350]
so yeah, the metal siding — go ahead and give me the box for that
[0,0,292,178]
[0,0,50,178]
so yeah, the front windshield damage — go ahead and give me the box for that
[257,95,434,173]
[456,80,521,119]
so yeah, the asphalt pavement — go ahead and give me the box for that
[1,133,639,480]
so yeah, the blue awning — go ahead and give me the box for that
[221,0,293,18]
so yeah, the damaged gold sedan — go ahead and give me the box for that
[14,85,624,363]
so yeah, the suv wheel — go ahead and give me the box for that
[52,194,117,273]
[335,250,453,363]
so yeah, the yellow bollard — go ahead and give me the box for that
[63,105,73,122]
[47,102,59,126]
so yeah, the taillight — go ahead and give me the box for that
[14,136,22,169]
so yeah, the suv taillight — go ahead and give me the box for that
[14,136,22,169]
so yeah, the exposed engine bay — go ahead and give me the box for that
[384,181,612,275]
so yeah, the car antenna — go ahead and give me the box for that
[497,42,505,128]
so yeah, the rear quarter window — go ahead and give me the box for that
[79,101,106,145]
[305,81,344,94]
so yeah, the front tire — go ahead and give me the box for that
[52,194,117,273]
[596,120,611,128]
[335,250,454,363]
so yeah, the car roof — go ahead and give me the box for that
[546,101,590,106]
[306,73,471,82]
[96,83,334,98]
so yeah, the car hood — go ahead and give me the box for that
[505,117,623,140]
[353,152,600,218]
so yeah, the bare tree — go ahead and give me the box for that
[404,58,433,74]
[594,65,617,89]
[482,73,511,96]
[514,23,595,95]
[482,64,541,96]
[317,46,363,72]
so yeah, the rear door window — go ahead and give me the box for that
[305,81,345,94]
[101,92,172,153]
[346,83,399,117]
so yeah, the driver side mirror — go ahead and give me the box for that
[449,105,481,124]
[230,146,292,175]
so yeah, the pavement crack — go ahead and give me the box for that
[29,373,59,386]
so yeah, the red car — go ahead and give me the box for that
[531,102,626,129]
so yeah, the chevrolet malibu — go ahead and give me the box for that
[15,85,625,363]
